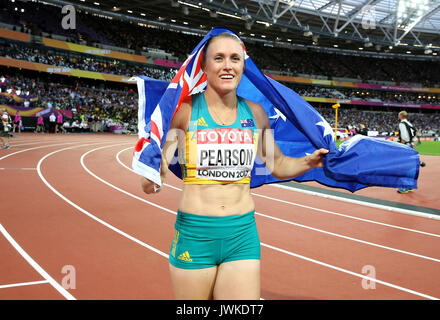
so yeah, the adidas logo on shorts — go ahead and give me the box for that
[177,251,192,262]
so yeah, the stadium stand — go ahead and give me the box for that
[0,0,438,138]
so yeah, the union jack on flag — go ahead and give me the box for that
[132,27,420,192]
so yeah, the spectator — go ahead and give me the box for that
[49,112,56,133]
[71,119,80,133]
[12,110,22,133]
[357,123,368,136]
[36,115,44,133]
[79,118,89,133]
[62,120,71,133]
[56,112,63,133]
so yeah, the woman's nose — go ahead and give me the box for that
[223,59,232,70]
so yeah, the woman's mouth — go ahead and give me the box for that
[219,74,234,80]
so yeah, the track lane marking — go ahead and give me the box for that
[115,146,440,238]
[37,143,169,262]
[0,141,131,300]
[0,224,75,300]
[77,145,438,300]
[0,280,49,289]
[270,183,440,220]
[0,140,117,161]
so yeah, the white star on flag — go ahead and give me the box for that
[316,120,334,140]
[269,107,287,122]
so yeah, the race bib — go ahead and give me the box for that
[195,128,255,181]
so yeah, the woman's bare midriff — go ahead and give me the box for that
[179,183,255,216]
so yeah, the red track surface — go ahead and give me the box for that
[300,153,440,210]
[1,133,439,300]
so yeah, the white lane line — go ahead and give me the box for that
[261,243,438,300]
[114,147,440,262]
[9,140,65,147]
[84,145,439,299]
[0,142,130,300]
[85,146,177,216]
[270,183,440,221]
[0,142,78,161]
[255,211,440,263]
[37,143,169,261]
[116,147,440,238]
[0,224,75,300]
[0,280,49,289]
[251,192,440,238]
[0,168,37,170]
[37,143,269,299]
[0,140,117,161]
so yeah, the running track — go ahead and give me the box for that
[1,133,439,300]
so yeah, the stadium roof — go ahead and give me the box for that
[42,0,440,56]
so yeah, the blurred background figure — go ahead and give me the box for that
[56,112,63,133]
[357,123,368,136]
[36,115,44,133]
[1,108,11,149]
[397,111,416,194]
[417,127,422,145]
[49,112,56,133]
[12,110,22,133]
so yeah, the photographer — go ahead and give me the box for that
[397,111,416,194]
[398,111,416,148]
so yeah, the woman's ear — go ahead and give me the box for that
[200,47,207,73]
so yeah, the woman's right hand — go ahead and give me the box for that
[141,177,161,194]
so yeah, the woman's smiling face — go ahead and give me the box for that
[202,36,245,95]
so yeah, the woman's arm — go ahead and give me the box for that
[140,130,179,194]
[247,100,328,180]
[141,100,191,194]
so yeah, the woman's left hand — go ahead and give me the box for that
[305,148,329,169]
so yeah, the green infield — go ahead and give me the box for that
[335,139,439,155]
[414,141,440,156]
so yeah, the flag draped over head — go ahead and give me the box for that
[132,27,420,192]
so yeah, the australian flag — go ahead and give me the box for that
[132,27,420,192]
[240,119,255,128]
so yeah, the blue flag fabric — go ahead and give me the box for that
[132,27,420,192]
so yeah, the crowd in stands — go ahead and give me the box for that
[0,73,138,133]
[1,0,440,85]
[1,39,439,107]
[0,41,177,81]
[316,107,439,135]
[1,72,438,136]
[291,85,440,105]
[0,0,115,47]
[0,0,438,136]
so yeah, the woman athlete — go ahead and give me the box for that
[141,32,328,300]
